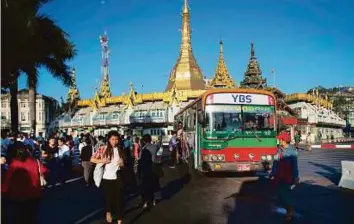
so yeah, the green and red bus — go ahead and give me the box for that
[174,89,278,173]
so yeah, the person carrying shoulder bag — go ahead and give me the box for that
[90,131,125,224]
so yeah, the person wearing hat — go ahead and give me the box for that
[270,131,299,221]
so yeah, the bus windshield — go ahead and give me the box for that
[204,104,275,139]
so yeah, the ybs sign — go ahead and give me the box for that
[231,94,252,103]
[206,93,274,105]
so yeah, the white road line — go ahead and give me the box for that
[47,177,83,188]
[74,208,104,224]
[311,145,321,148]
[65,176,83,183]
[336,145,351,148]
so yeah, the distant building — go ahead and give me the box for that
[1,89,61,136]
[286,92,346,142]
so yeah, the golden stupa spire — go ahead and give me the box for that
[165,0,205,91]
[99,31,112,98]
[67,67,80,102]
[210,40,236,89]
[240,42,267,89]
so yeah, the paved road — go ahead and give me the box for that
[38,148,354,224]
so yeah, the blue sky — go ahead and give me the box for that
[18,0,354,101]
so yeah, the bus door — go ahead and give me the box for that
[195,111,202,170]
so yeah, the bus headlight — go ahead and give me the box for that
[218,155,225,161]
[203,155,209,161]
[234,154,240,159]
[212,155,218,161]
[266,155,272,161]
[261,155,266,161]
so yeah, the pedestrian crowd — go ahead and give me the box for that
[0,129,174,224]
[1,124,300,223]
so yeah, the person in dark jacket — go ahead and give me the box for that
[270,131,299,221]
[41,136,59,187]
[138,134,160,208]
[80,138,94,187]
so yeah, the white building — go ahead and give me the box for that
[1,89,61,136]
[287,100,345,142]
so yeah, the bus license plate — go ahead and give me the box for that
[237,164,250,171]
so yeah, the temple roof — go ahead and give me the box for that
[240,43,267,89]
[165,0,205,91]
[210,40,236,89]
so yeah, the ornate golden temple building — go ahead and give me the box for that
[55,0,343,142]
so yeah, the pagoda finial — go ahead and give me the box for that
[72,67,77,87]
[99,31,112,98]
[67,67,80,103]
[165,0,204,91]
[250,42,255,58]
[183,0,189,13]
[219,39,223,54]
[210,40,236,89]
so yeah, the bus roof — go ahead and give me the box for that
[175,88,276,116]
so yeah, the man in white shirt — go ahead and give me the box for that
[58,137,71,185]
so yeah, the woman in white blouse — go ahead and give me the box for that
[91,131,125,224]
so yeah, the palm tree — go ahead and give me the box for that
[22,14,76,134]
[2,0,75,134]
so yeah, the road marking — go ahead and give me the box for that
[65,176,83,183]
[47,177,83,188]
[336,145,351,149]
[74,208,104,224]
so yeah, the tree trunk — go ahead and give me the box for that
[9,78,19,133]
[28,83,36,135]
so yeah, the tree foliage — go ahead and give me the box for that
[1,0,76,88]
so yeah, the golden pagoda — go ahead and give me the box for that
[165,0,205,91]
[67,68,80,103]
[209,40,236,88]
[240,42,267,89]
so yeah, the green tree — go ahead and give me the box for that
[2,0,76,134]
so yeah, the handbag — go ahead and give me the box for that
[37,159,47,187]
[93,163,105,187]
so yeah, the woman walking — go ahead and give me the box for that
[1,141,48,224]
[90,131,125,224]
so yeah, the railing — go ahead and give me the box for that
[92,118,106,126]
[129,115,167,124]
[59,120,72,127]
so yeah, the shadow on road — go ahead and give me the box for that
[223,177,354,224]
[161,173,191,200]
[308,161,341,185]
